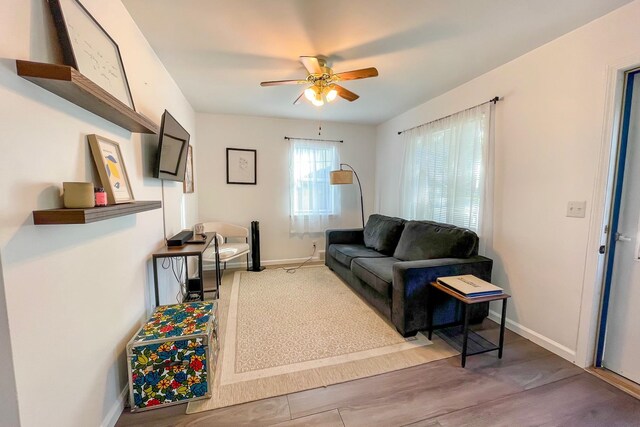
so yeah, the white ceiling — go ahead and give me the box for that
[123,0,631,125]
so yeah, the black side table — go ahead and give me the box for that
[151,232,220,307]
[428,281,511,367]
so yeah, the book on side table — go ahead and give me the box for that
[436,274,503,298]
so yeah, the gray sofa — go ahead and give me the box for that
[325,214,493,337]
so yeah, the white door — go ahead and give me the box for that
[603,72,640,383]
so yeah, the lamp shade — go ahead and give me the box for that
[330,169,353,185]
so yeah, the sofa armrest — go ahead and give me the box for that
[325,228,364,252]
[391,256,493,336]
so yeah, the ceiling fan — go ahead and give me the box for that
[260,56,379,106]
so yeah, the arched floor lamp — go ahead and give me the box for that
[330,163,365,228]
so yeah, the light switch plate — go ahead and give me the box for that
[567,201,587,218]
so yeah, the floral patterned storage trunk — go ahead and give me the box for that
[126,301,218,411]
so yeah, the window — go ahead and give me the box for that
[400,104,491,233]
[289,139,340,233]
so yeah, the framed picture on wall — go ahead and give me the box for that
[88,134,134,204]
[226,148,257,185]
[183,145,194,193]
[48,0,136,109]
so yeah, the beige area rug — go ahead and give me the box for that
[187,265,457,414]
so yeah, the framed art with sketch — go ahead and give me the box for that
[226,148,257,185]
[48,0,135,109]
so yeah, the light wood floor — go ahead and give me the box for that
[117,268,640,426]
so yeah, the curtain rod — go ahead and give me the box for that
[284,136,344,143]
[397,96,501,135]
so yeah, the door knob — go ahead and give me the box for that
[615,233,632,242]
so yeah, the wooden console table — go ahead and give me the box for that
[428,280,511,367]
[151,232,219,306]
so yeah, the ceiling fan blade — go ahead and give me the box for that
[293,92,305,105]
[300,56,323,75]
[260,79,308,86]
[334,85,359,102]
[334,67,379,81]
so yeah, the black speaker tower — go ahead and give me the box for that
[249,221,265,271]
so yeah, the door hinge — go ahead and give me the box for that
[604,225,609,234]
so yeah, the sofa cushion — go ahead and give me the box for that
[363,214,406,256]
[328,244,387,268]
[352,257,399,297]
[393,221,478,261]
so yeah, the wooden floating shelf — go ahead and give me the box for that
[16,60,159,134]
[33,201,162,225]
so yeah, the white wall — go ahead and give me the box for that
[0,0,196,426]
[376,0,640,362]
[196,113,376,263]
[0,258,19,427]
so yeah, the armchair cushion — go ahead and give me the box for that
[204,243,250,262]
[363,214,405,256]
[393,220,478,261]
[200,221,250,269]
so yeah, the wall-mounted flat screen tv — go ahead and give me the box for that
[154,110,190,182]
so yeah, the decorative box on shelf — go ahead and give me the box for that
[126,301,219,411]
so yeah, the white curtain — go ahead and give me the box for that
[399,103,494,254]
[289,139,340,234]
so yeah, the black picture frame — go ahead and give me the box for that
[48,0,136,110]
[226,148,257,185]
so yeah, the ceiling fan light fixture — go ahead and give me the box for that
[325,86,338,102]
[312,91,324,106]
[262,56,378,107]
[304,87,318,102]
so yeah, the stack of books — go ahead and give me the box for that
[436,275,503,298]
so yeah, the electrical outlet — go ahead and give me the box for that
[567,201,587,218]
[312,240,317,248]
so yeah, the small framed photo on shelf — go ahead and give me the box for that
[48,0,135,109]
[88,134,134,204]
[226,148,257,185]
[183,145,194,193]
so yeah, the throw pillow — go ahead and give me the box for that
[363,214,405,256]
[393,220,478,261]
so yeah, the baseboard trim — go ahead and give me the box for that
[262,255,324,266]
[488,310,577,363]
[102,385,128,427]
[204,253,325,270]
